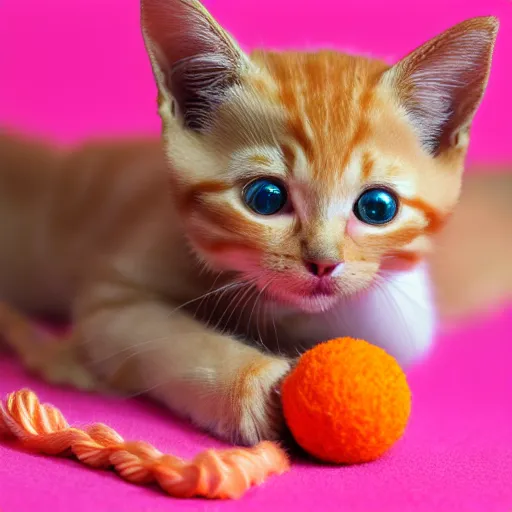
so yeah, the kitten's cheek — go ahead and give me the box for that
[200,246,260,274]
[380,254,422,272]
[346,214,363,239]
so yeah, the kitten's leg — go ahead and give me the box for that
[0,302,99,390]
[286,264,436,368]
[76,283,291,445]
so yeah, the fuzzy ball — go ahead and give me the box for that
[281,337,412,464]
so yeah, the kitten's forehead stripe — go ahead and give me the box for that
[259,51,389,184]
[280,142,296,170]
[361,152,375,180]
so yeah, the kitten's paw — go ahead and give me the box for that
[210,356,292,446]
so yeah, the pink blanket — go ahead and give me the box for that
[1,307,511,512]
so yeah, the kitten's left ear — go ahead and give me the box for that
[141,0,252,131]
[381,17,499,155]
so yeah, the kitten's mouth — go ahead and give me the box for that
[298,287,339,312]
[283,292,339,313]
[310,280,336,296]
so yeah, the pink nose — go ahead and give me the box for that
[304,260,341,277]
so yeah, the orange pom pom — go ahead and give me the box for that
[281,337,412,464]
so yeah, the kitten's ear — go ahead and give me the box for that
[141,0,251,131]
[381,17,499,155]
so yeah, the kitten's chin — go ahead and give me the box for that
[265,289,341,314]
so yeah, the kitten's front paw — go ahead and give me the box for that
[210,356,292,446]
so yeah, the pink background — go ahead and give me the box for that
[0,0,511,163]
[1,0,511,511]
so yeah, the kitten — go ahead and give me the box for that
[0,0,498,445]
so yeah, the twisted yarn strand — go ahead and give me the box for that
[0,389,289,499]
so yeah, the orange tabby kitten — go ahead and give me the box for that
[0,0,498,444]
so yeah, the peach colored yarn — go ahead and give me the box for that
[0,389,289,499]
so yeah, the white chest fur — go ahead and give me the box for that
[279,264,437,368]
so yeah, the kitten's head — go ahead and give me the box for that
[141,0,498,312]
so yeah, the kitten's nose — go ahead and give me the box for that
[304,260,342,277]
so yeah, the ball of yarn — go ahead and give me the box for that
[281,337,412,464]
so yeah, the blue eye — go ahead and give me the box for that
[243,179,288,215]
[354,188,398,225]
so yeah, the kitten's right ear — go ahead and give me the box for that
[141,0,251,131]
[381,17,498,156]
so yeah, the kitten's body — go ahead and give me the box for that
[0,1,499,444]
[0,132,433,358]
[0,130,434,441]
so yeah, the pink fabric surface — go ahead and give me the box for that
[1,307,512,512]
[0,0,511,164]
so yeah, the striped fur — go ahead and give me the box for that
[0,1,498,445]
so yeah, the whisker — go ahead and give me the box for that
[215,278,258,334]
[372,276,415,351]
[248,280,273,353]
[234,284,259,334]
[192,272,223,318]
[205,280,243,327]
[257,278,275,352]
[375,271,429,311]
[267,296,284,357]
